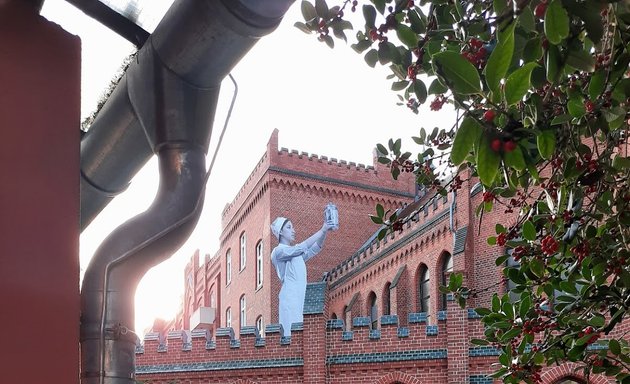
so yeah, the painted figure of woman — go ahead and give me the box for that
[270,213,335,336]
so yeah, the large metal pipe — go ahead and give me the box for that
[79,0,294,230]
[79,1,295,383]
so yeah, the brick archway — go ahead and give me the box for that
[374,372,423,384]
[541,363,612,384]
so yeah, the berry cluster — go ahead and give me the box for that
[429,94,447,111]
[578,326,600,345]
[462,38,487,69]
[482,191,495,203]
[490,137,517,153]
[540,235,559,256]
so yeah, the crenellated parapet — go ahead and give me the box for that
[326,192,455,288]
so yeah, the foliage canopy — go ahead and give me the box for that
[298,0,630,382]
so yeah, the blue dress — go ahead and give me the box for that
[271,241,322,336]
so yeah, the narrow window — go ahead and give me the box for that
[383,282,391,315]
[419,265,430,313]
[256,315,264,337]
[368,292,378,329]
[240,295,246,327]
[441,253,453,310]
[240,233,246,270]
[256,240,263,288]
[226,307,232,328]
[226,249,232,285]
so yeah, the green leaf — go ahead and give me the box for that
[471,338,490,346]
[372,0,386,14]
[301,0,318,22]
[363,4,377,28]
[504,62,538,105]
[519,296,531,318]
[365,49,378,67]
[412,81,427,104]
[544,0,570,45]
[376,143,388,156]
[477,134,501,185]
[428,78,448,95]
[352,39,373,54]
[451,117,483,165]
[610,339,621,355]
[530,257,545,278]
[370,215,383,224]
[546,44,562,82]
[391,80,409,91]
[396,24,419,48]
[433,51,482,95]
[484,22,516,95]
[503,144,526,171]
[294,21,312,34]
[408,9,426,34]
[522,220,536,241]
[567,96,586,118]
[523,37,543,62]
[566,48,596,73]
[315,0,328,18]
[537,130,556,160]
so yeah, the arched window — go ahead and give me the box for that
[343,305,350,331]
[256,315,264,337]
[256,240,263,289]
[226,249,232,285]
[209,285,215,308]
[368,291,378,329]
[382,282,391,315]
[226,307,232,328]
[240,295,246,327]
[239,232,247,270]
[418,264,430,313]
[330,312,338,319]
[441,253,453,310]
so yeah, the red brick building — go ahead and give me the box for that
[136,130,616,384]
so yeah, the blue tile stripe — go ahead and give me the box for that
[469,346,501,357]
[408,312,428,323]
[327,349,447,365]
[467,308,482,319]
[426,325,438,336]
[326,319,344,329]
[136,358,304,374]
[470,374,493,384]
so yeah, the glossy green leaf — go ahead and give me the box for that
[315,0,328,18]
[544,0,569,45]
[476,134,501,185]
[391,80,409,91]
[433,51,482,95]
[504,62,538,105]
[485,22,516,95]
[428,78,448,95]
[396,24,419,48]
[301,0,318,21]
[364,49,378,67]
[503,144,526,171]
[567,96,586,118]
[522,220,536,241]
[546,44,561,82]
[537,130,556,160]
[451,117,483,165]
[412,80,428,104]
[566,48,596,73]
[363,5,377,28]
[408,9,426,34]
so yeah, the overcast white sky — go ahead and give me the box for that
[41,0,454,333]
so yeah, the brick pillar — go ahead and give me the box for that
[302,282,328,384]
[303,313,327,384]
[0,2,80,384]
[446,273,470,384]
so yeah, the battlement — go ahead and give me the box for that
[277,146,376,172]
[326,192,454,286]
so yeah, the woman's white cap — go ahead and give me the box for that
[270,217,288,240]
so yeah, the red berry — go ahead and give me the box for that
[584,100,595,113]
[483,109,496,122]
[491,138,502,152]
[534,2,547,18]
[503,140,517,152]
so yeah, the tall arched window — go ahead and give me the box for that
[256,315,264,337]
[226,307,232,328]
[226,249,232,285]
[368,291,378,329]
[256,240,263,289]
[240,295,246,327]
[239,232,247,270]
[382,282,391,315]
[418,264,430,313]
[441,253,453,310]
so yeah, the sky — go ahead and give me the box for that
[41,0,454,333]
